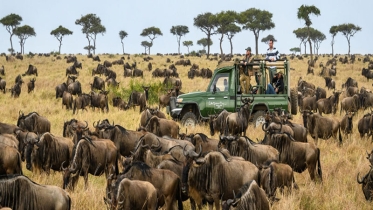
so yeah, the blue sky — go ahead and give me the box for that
[0,0,371,55]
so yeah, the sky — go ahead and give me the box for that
[0,0,371,55]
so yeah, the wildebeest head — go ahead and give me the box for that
[17,111,39,132]
[24,132,41,171]
[357,167,373,201]
[367,150,373,166]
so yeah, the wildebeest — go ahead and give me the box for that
[340,94,360,115]
[259,160,298,199]
[0,77,6,93]
[219,135,279,166]
[112,97,128,110]
[144,116,179,138]
[73,93,91,114]
[0,122,19,135]
[22,64,38,77]
[340,111,354,138]
[92,55,101,62]
[55,83,68,98]
[261,133,322,181]
[315,86,327,100]
[184,151,259,210]
[209,110,231,136]
[148,62,152,71]
[302,110,342,145]
[10,80,23,98]
[67,80,82,95]
[316,91,340,115]
[105,68,117,80]
[225,96,254,136]
[357,112,373,139]
[106,77,120,88]
[357,167,373,201]
[163,77,182,90]
[158,89,172,109]
[140,107,166,127]
[90,90,109,113]
[0,145,23,175]
[92,63,106,76]
[362,68,373,81]
[123,68,133,77]
[221,180,270,210]
[346,86,359,97]
[300,96,317,112]
[132,68,144,77]
[90,76,105,91]
[324,77,335,90]
[152,68,164,77]
[27,78,36,93]
[65,64,79,76]
[0,65,5,75]
[17,111,51,134]
[63,119,87,138]
[104,60,112,67]
[62,91,73,110]
[105,177,158,210]
[62,136,118,190]
[0,174,71,210]
[66,55,77,63]
[25,132,74,173]
[189,133,219,156]
[110,161,183,210]
[342,77,358,89]
[127,86,150,113]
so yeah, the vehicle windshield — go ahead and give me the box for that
[208,73,229,92]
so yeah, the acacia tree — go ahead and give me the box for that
[170,25,189,54]
[50,25,73,54]
[261,34,277,44]
[238,8,275,55]
[329,25,338,56]
[297,4,320,62]
[183,40,193,53]
[119,30,128,54]
[194,12,216,58]
[0,13,22,53]
[290,47,301,55]
[13,25,36,54]
[140,27,163,55]
[293,27,308,55]
[336,23,361,56]
[141,41,152,54]
[213,10,238,58]
[75,14,106,55]
[197,38,213,51]
[309,28,325,55]
[225,24,241,55]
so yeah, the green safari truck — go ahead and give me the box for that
[168,59,298,127]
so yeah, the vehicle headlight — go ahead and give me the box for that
[177,98,183,103]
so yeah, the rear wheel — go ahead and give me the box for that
[252,111,266,128]
[290,88,298,115]
[181,112,197,127]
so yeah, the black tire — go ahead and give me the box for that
[252,111,266,128]
[290,88,298,115]
[181,112,197,127]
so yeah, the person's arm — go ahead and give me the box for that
[271,77,277,84]
[275,48,280,61]
[277,78,284,92]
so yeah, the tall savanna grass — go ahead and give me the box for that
[0,53,372,209]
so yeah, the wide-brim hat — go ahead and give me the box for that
[245,47,251,51]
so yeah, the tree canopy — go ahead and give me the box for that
[197,38,213,50]
[225,23,241,55]
[238,8,275,55]
[194,12,216,58]
[309,28,326,54]
[293,27,308,54]
[141,40,152,54]
[336,23,362,55]
[50,25,73,54]
[75,14,106,54]
[140,26,163,55]
[14,25,36,54]
[213,10,238,57]
[289,47,301,54]
[183,40,193,53]
[0,13,23,53]
[170,25,189,54]
[119,30,128,54]
[297,4,320,62]
[261,34,277,44]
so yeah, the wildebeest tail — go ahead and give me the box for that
[338,126,342,145]
[73,99,77,114]
[17,151,23,175]
[68,194,72,210]
[115,151,119,175]
[317,148,323,181]
[176,178,183,210]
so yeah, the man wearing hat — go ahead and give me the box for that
[239,47,254,94]
[266,70,284,94]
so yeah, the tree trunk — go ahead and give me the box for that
[19,40,22,54]
[254,33,259,55]
[347,37,351,56]
[187,47,190,53]
[303,42,307,55]
[93,34,97,55]
[86,34,91,55]
[308,38,313,62]
[299,42,302,55]
[207,34,211,59]
[219,33,224,60]
[229,38,233,55]
[148,46,151,55]
[177,36,181,54]
[59,40,62,54]
[331,39,334,56]
[121,41,124,54]
[144,47,146,54]
[10,34,14,53]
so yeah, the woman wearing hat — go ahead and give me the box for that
[266,70,284,94]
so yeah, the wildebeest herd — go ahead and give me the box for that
[1,53,373,209]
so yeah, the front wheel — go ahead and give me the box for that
[252,111,266,128]
[181,112,197,127]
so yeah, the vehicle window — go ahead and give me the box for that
[210,73,229,92]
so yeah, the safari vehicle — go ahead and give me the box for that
[167,59,298,127]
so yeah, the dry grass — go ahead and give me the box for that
[1,53,372,209]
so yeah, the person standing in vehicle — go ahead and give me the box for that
[239,47,254,94]
[266,39,280,80]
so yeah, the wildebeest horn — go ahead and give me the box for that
[262,123,269,132]
[70,162,77,172]
[61,161,67,171]
[83,121,88,129]
[83,136,96,147]
[357,172,366,184]
[93,121,97,127]
[151,138,161,149]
